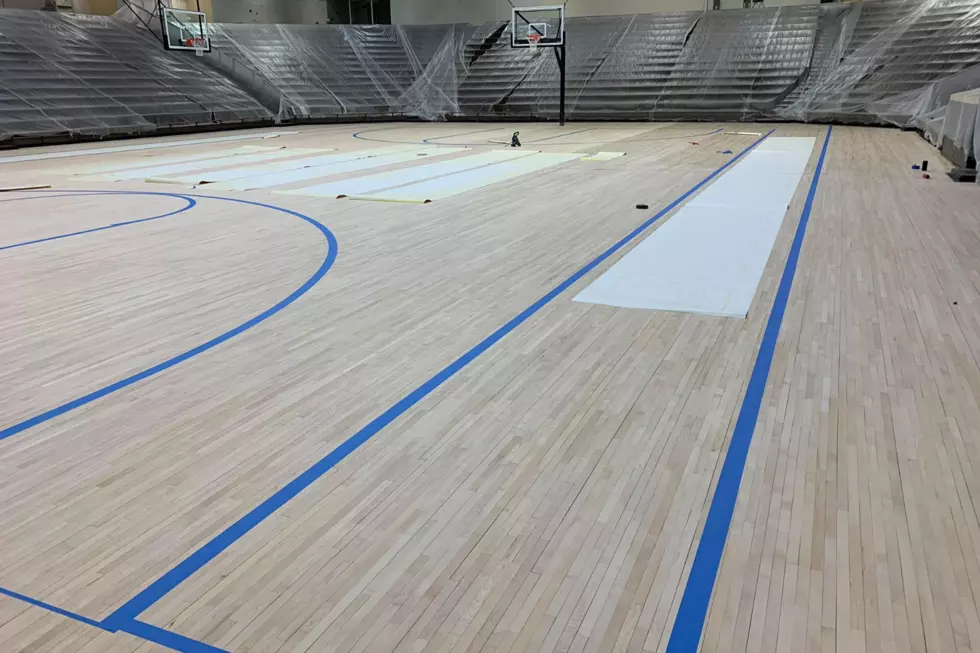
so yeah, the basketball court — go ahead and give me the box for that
[3,3,980,653]
[3,117,978,653]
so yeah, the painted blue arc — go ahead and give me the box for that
[106,129,775,627]
[665,126,833,653]
[0,195,196,251]
[421,126,512,144]
[0,191,339,442]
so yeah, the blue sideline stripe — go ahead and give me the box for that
[1,586,227,653]
[665,126,833,653]
[0,197,196,251]
[118,619,232,653]
[0,192,339,442]
[105,129,775,626]
[0,585,105,630]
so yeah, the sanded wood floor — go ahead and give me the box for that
[1,122,978,653]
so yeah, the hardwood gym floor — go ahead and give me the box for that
[1,122,978,653]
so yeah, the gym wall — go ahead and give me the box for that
[209,0,331,24]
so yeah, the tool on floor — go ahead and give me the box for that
[0,184,51,192]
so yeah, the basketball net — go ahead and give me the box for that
[528,32,541,52]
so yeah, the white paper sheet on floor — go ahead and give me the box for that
[212,147,467,191]
[573,137,816,318]
[351,152,581,203]
[281,149,536,198]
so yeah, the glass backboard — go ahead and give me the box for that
[511,5,565,48]
[163,7,210,53]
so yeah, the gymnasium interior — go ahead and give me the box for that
[2,0,980,652]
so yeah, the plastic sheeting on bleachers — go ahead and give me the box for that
[204,0,980,129]
[4,0,980,145]
[0,8,270,143]
[938,88,980,167]
[207,22,474,121]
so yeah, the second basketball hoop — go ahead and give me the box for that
[510,4,567,124]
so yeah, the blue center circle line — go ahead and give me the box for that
[0,190,339,442]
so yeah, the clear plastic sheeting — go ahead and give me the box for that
[0,7,270,143]
[781,0,980,127]
[937,88,980,167]
[6,0,980,144]
[208,23,474,121]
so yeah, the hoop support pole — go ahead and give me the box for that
[554,35,566,126]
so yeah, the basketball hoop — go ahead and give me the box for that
[527,32,541,52]
[184,36,206,55]
[163,7,210,54]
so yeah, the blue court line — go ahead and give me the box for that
[0,196,196,251]
[119,619,231,653]
[421,126,508,144]
[0,585,104,630]
[0,190,337,653]
[0,191,339,442]
[355,126,724,148]
[104,128,776,628]
[0,585,228,653]
[486,127,595,146]
[665,126,833,653]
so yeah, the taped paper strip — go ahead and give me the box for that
[351,152,581,203]
[574,137,815,318]
[581,151,626,161]
[163,145,426,185]
[0,131,299,165]
[211,147,467,191]
[107,149,323,181]
[75,146,287,175]
[280,150,536,198]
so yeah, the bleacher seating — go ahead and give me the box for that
[3,0,980,145]
[0,8,270,144]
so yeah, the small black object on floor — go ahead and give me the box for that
[511,131,522,147]
[636,204,649,210]
[921,160,929,172]
[948,167,977,183]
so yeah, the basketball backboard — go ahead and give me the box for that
[511,5,565,48]
[162,7,210,53]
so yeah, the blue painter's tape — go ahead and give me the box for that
[665,126,833,653]
[0,585,105,630]
[106,129,775,625]
[0,196,196,251]
[118,619,232,653]
[0,192,338,442]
